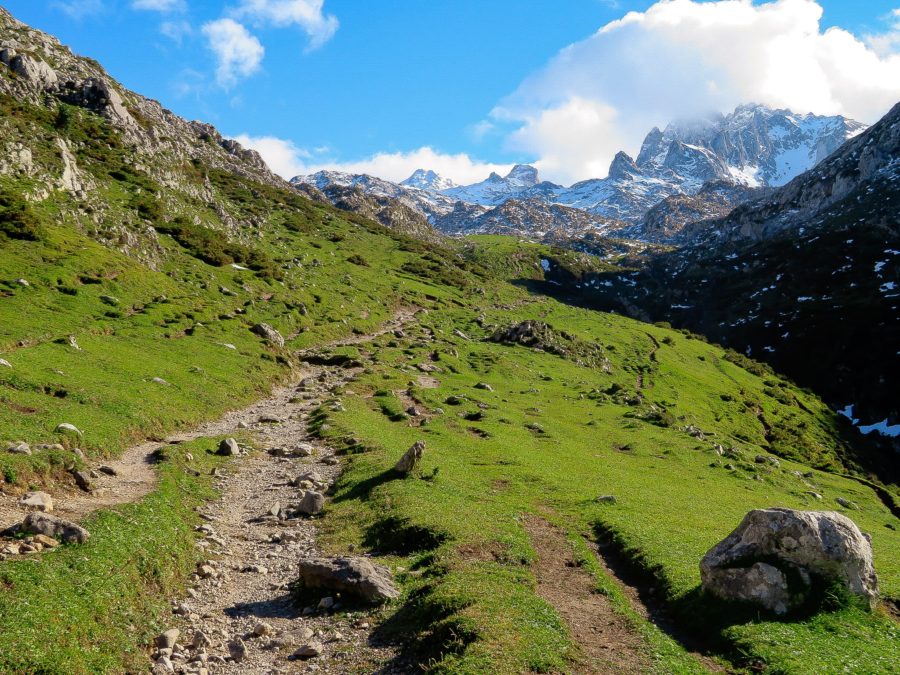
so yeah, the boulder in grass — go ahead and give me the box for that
[250,323,285,347]
[217,437,239,456]
[394,440,425,475]
[700,508,878,614]
[21,512,89,544]
[296,556,400,604]
[54,422,83,437]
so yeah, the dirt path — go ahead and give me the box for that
[148,360,406,673]
[0,308,418,532]
[524,517,653,675]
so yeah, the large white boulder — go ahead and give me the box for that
[700,508,878,614]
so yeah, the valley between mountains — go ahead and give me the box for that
[0,6,898,675]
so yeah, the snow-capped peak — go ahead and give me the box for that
[400,169,457,191]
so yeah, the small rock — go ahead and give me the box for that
[0,358,11,368]
[21,512,89,544]
[295,556,400,604]
[152,656,174,674]
[72,470,94,492]
[7,441,31,455]
[252,622,273,637]
[19,491,54,512]
[297,491,325,515]
[32,534,58,548]
[152,377,170,386]
[317,596,335,610]
[292,642,323,659]
[227,638,247,663]
[217,438,239,456]
[474,382,493,391]
[191,631,211,649]
[268,502,282,518]
[836,497,857,509]
[156,628,181,649]
[54,423,83,436]
[97,465,117,476]
[596,495,617,505]
[258,414,282,424]
[394,440,425,475]
[250,323,285,347]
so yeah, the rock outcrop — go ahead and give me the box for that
[700,508,878,614]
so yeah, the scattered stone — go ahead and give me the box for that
[317,596,335,610]
[296,557,400,604]
[32,534,58,548]
[258,414,282,423]
[700,508,879,614]
[19,511,91,544]
[596,495,617,505]
[250,323,285,347]
[7,441,31,455]
[217,438,239,456]
[152,377,170,386]
[72,470,94,492]
[268,502,282,518]
[97,465,117,476]
[227,638,247,663]
[755,454,781,467]
[395,440,425,475]
[0,358,11,368]
[191,631,211,649]
[298,491,325,515]
[836,497,857,509]
[155,628,180,650]
[252,622,273,637]
[474,382,493,391]
[19,491,54,512]
[292,642,323,659]
[67,335,80,351]
[54,423,83,436]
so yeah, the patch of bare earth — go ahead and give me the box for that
[525,516,652,675]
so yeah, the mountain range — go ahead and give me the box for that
[292,104,866,242]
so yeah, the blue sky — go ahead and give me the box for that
[6,1,900,184]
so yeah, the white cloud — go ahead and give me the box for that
[131,0,184,11]
[232,135,511,184]
[160,20,192,43]
[233,0,339,51]
[201,18,265,88]
[52,0,103,19]
[494,0,900,184]
[865,9,900,56]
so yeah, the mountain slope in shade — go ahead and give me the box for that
[542,101,900,462]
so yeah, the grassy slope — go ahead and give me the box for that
[0,97,897,673]
[316,296,900,673]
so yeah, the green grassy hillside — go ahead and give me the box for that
[0,91,897,674]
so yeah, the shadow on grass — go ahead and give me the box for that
[368,582,477,674]
[330,469,397,503]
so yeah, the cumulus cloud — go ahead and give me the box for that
[233,0,339,51]
[232,135,511,184]
[202,18,265,88]
[131,0,184,11]
[494,0,900,184]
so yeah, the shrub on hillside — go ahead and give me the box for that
[0,189,42,241]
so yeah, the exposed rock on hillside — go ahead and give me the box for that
[701,508,878,614]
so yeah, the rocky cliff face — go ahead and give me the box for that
[0,8,280,191]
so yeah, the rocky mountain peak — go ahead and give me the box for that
[400,169,457,191]
[505,164,540,187]
[608,151,640,180]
